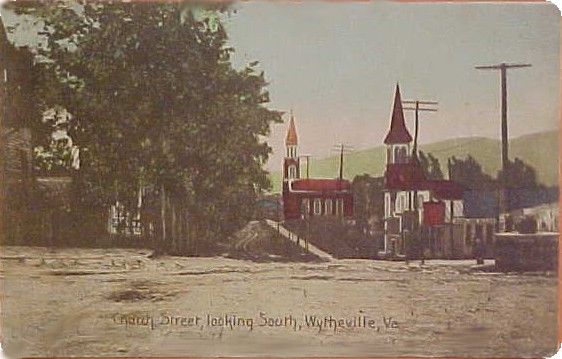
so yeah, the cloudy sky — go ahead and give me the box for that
[223,1,559,170]
[2,2,559,171]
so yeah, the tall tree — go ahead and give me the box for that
[352,174,384,236]
[497,157,543,190]
[8,1,282,254]
[417,150,443,180]
[448,155,496,190]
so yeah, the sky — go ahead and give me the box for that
[2,2,559,172]
[222,1,560,170]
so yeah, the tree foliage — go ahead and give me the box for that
[417,150,443,180]
[497,158,543,190]
[34,137,74,174]
[2,38,54,147]
[448,155,496,190]
[352,174,384,233]
[449,155,543,192]
[8,1,282,253]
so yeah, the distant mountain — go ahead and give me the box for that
[268,130,558,193]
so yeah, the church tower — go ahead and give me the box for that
[283,112,300,181]
[384,83,412,166]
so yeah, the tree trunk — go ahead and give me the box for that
[186,209,191,255]
[171,198,177,254]
[158,186,167,255]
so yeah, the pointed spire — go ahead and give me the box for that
[384,83,412,145]
[285,110,298,146]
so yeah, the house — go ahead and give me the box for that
[282,114,353,220]
[382,84,464,256]
[509,202,559,233]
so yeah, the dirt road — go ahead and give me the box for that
[1,246,557,357]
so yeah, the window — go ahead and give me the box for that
[393,146,408,164]
[387,147,392,164]
[385,194,390,217]
[301,198,310,217]
[405,193,409,210]
[335,199,344,216]
[288,165,297,179]
[313,198,322,215]
[396,196,401,213]
[287,146,297,158]
[399,147,408,163]
[324,199,333,215]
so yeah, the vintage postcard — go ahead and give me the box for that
[0,0,559,357]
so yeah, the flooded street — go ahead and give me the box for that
[1,246,557,357]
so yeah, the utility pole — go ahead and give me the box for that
[332,144,353,180]
[475,62,531,228]
[402,100,438,160]
[339,145,344,180]
[447,158,454,257]
[402,99,438,265]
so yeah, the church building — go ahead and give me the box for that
[282,114,353,220]
[383,84,464,255]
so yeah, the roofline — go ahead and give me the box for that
[287,179,352,194]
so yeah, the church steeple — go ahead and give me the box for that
[283,110,300,180]
[285,110,298,147]
[385,83,412,165]
[384,83,412,145]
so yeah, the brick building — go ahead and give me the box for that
[282,114,353,220]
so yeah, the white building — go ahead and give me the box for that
[382,84,464,256]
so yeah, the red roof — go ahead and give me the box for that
[285,115,298,146]
[290,178,351,192]
[422,180,464,200]
[384,83,413,145]
[385,162,464,199]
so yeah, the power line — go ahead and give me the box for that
[401,98,438,265]
[475,62,531,220]
[331,143,353,180]
[402,99,438,159]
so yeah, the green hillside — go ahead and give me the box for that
[268,130,558,193]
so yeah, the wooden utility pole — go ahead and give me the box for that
[447,158,455,257]
[475,62,531,225]
[402,100,438,159]
[332,144,353,180]
[402,99,438,264]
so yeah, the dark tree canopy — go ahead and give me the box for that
[6,1,282,253]
[448,155,544,192]
[448,155,496,190]
[417,150,443,180]
[352,174,385,231]
[498,157,543,190]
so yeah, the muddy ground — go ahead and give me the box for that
[0,246,557,357]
